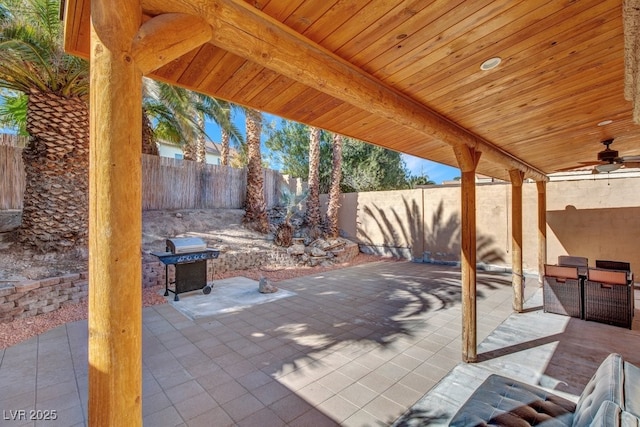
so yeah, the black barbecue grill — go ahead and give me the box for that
[152,237,220,301]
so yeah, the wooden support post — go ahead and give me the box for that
[454,145,480,363]
[509,169,524,313]
[537,181,547,285]
[89,2,143,425]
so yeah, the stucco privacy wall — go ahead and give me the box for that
[329,177,640,279]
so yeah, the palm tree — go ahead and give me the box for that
[326,133,343,238]
[144,80,242,163]
[305,126,322,238]
[0,0,90,251]
[242,108,269,233]
[197,96,243,163]
[143,80,200,158]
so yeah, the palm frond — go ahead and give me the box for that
[0,0,88,97]
[0,90,27,134]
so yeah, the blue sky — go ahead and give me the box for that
[205,112,461,184]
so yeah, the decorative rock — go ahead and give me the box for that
[310,247,326,257]
[0,210,21,233]
[258,277,278,293]
[287,244,305,256]
[175,212,183,218]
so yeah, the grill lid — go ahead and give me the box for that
[166,237,207,254]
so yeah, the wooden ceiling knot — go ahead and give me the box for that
[624,0,640,124]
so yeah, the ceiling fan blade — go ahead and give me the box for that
[622,161,640,168]
[620,155,640,162]
[554,161,602,172]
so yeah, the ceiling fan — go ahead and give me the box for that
[560,138,640,174]
[591,139,640,173]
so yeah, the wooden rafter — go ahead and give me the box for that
[131,14,212,74]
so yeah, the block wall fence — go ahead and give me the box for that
[326,176,640,281]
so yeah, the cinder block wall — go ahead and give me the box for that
[0,273,88,322]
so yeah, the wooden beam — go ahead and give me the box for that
[92,0,142,52]
[454,146,480,363]
[131,13,212,75]
[140,0,548,182]
[537,181,547,285]
[89,1,143,425]
[509,169,524,313]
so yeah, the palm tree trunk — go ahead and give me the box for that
[19,90,89,252]
[183,141,196,160]
[326,133,343,238]
[306,126,322,238]
[141,111,159,155]
[220,105,231,165]
[195,113,206,163]
[220,127,230,165]
[243,108,269,233]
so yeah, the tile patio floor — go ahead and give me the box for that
[0,261,636,426]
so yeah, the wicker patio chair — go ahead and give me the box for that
[584,268,633,329]
[543,264,583,318]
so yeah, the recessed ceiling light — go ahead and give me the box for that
[597,119,613,126]
[480,57,502,71]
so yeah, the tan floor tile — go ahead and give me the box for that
[317,395,359,422]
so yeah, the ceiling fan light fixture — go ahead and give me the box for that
[595,163,621,173]
[480,57,501,71]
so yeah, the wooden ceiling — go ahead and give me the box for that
[63,0,640,182]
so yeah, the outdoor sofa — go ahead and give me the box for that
[449,353,640,426]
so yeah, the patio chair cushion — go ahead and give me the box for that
[545,264,579,280]
[590,401,621,426]
[587,268,628,285]
[622,410,640,427]
[624,361,640,417]
[572,353,624,427]
[558,256,588,268]
[589,401,640,427]
[448,374,576,427]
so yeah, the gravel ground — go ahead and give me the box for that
[0,253,386,349]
